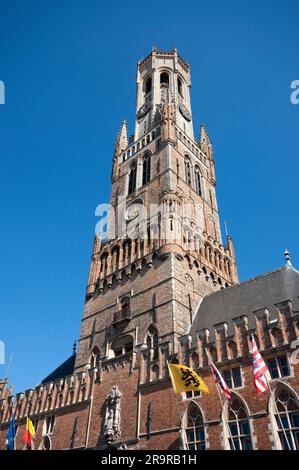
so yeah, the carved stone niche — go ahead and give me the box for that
[103,386,123,443]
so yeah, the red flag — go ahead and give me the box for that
[23,417,36,448]
[251,336,269,393]
[209,359,231,401]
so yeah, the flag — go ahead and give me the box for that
[209,359,231,401]
[168,363,209,394]
[250,336,269,393]
[6,415,15,450]
[23,417,36,449]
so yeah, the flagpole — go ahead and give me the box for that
[204,349,236,451]
[174,392,190,450]
[215,381,236,451]
[249,335,292,450]
[167,361,189,450]
[265,377,292,450]
[4,353,13,380]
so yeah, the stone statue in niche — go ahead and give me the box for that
[104,386,122,443]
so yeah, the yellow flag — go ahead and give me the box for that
[26,417,36,437]
[168,363,209,394]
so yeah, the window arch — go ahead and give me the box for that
[184,402,206,450]
[194,166,202,196]
[178,77,183,96]
[184,157,192,186]
[39,435,51,450]
[270,383,299,450]
[145,76,152,94]
[142,152,151,186]
[110,335,133,358]
[160,72,169,87]
[226,395,253,450]
[128,161,137,195]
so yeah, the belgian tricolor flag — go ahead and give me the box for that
[23,417,36,449]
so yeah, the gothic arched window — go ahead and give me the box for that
[40,435,51,450]
[194,166,202,196]
[184,157,192,186]
[185,403,206,450]
[111,335,133,358]
[160,72,169,87]
[145,76,152,94]
[146,325,159,360]
[128,161,137,195]
[178,77,183,96]
[90,347,99,369]
[142,152,151,186]
[272,384,299,450]
[227,395,253,450]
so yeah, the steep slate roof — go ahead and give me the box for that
[41,354,76,384]
[190,266,299,339]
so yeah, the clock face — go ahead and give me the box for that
[179,103,191,121]
[137,102,151,120]
[126,201,143,221]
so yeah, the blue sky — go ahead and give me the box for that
[0,0,298,393]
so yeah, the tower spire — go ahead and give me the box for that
[200,122,213,158]
[284,249,292,267]
[200,121,211,145]
[115,119,128,155]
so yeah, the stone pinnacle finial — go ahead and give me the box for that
[284,249,292,267]
[72,340,77,355]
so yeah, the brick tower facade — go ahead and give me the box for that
[1,49,298,452]
[75,47,238,375]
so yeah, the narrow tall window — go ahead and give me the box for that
[185,404,206,450]
[227,396,253,450]
[142,153,151,185]
[43,415,55,435]
[128,162,137,195]
[145,76,152,94]
[184,157,192,186]
[178,77,183,96]
[194,166,202,196]
[273,385,299,449]
[160,72,169,87]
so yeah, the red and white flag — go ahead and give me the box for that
[209,359,231,401]
[250,336,269,393]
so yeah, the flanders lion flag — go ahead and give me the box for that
[168,363,209,394]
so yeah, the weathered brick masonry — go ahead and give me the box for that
[1,49,298,450]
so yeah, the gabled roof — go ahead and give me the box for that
[190,266,299,338]
[41,354,76,384]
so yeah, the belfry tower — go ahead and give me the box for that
[74,48,238,372]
